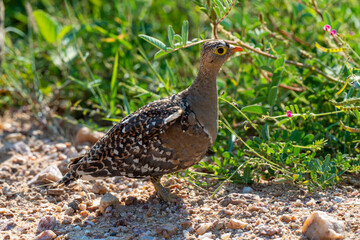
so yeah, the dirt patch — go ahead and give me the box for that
[0,110,359,239]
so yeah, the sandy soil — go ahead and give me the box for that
[0,110,359,240]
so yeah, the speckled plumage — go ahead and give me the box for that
[58,40,243,201]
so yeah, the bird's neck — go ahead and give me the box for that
[185,63,221,144]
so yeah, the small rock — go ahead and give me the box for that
[75,127,105,145]
[91,181,109,194]
[37,216,56,232]
[34,230,57,240]
[99,193,120,214]
[226,219,247,229]
[73,225,81,231]
[4,133,25,142]
[198,232,215,240]
[181,221,193,229]
[55,143,67,151]
[333,197,344,203]
[302,211,345,240]
[13,141,31,154]
[155,224,178,238]
[242,186,253,193]
[280,215,294,223]
[259,226,281,236]
[247,205,269,213]
[68,200,80,212]
[79,203,87,211]
[0,220,16,231]
[306,199,316,206]
[80,211,89,218]
[62,216,73,224]
[124,196,137,205]
[64,207,75,216]
[221,233,231,240]
[47,189,64,196]
[219,197,232,207]
[28,166,63,185]
[196,223,212,235]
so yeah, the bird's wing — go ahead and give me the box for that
[59,97,185,185]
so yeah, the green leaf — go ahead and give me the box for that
[277,118,290,126]
[33,10,59,44]
[181,20,189,46]
[324,11,331,25]
[110,51,119,115]
[213,6,222,18]
[154,50,171,59]
[168,25,175,48]
[57,25,72,41]
[260,65,273,73]
[268,86,278,106]
[274,57,285,71]
[138,34,167,51]
[241,105,268,115]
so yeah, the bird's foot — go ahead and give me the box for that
[150,177,178,203]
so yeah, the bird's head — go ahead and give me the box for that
[200,40,243,68]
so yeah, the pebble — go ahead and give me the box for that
[242,186,254,193]
[64,207,75,216]
[47,189,64,196]
[37,216,56,232]
[259,226,281,236]
[68,200,80,212]
[196,223,212,235]
[34,230,57,240]
[75,127,105,145]
[62,216,73,224]
[155,224,178,238]
[13,141,31,154]
[99,193,120,214]
[28,166,63,185]
[0,220,16,231]
[302,211,345,240]
[333,197,344,203]
[180,221,193,229]
[55,143,67,151]
[73,225,81,231]
[91,182,109,194]
[221,233,231,239]
[4,133,25,142]
[79,203,87,211]
[198,232,215,239]
[280,215,294,223]
[247,205,269,213]
[80,210,89,218]
[226,219,247,229]
[124,196,137,205]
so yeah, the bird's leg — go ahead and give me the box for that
[150,177,177,202]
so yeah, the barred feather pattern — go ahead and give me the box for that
[59,93,211,185]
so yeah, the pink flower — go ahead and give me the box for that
[330,30,337,36]
[286,110,292,117]
[323,24,331,31]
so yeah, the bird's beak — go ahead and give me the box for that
[230,45,244,52]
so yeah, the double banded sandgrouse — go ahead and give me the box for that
[59,40,243,201]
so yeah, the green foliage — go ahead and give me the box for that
[1,0,360,191]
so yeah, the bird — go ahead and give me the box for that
[58,40,243,202]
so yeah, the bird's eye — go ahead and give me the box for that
[214,47,227,55]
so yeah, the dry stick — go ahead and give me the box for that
[266,15,310,47]
[261,70,304,92]
[0,0,4,71]
[220,28,345,85]
[212,0,237,39]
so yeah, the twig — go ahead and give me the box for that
[220,27,345,85]
[212,0,236,39]
[260,70,305,92]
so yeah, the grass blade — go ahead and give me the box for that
[110,51,119,116]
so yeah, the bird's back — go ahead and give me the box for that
[59,91,212,185]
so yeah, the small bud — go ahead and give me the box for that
[286,110,292,117]
[330,29,337,36]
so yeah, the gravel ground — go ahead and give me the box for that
[0,110,359,240]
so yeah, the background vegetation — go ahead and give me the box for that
[1,0,360,191]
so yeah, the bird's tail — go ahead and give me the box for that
[57,155,84,186]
